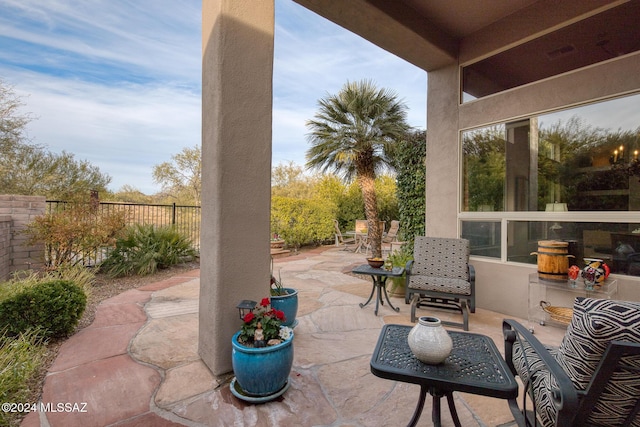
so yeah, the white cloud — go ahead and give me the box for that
[0,0,427,195]
[7,70,200,193]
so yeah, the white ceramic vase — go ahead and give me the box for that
[407,316,453,364]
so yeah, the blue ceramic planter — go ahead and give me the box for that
[270,288,298,327]
[231,330,294,396]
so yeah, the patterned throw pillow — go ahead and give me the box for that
[556,297,640,426]
[557,297,640,388]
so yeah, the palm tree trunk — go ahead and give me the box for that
[358,172,382,259]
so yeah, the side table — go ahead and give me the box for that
[370,324,518,427]
[528,272,617,331]
[352,265,404,315]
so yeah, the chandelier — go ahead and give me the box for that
[610,145,640,181]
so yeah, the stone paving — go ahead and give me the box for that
[22,247,564,427]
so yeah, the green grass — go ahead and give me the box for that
[0,265,95,425]
[0,329,48,427]
[0,265,95,300]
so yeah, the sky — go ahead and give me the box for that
[0,0,427,195]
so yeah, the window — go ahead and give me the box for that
[460,94,640,277]
[505,221,640,276]
[462,95,640,213]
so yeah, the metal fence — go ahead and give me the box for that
[46,201,201,258]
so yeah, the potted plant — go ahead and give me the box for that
[270,233,285,249]
[387,246,413,299]
[270,258,298,327]
[231,297,294,400]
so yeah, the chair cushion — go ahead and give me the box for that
[557,297,640,426]
[512,341,560,427]
[412,237,469,280]
[407,275,471,295]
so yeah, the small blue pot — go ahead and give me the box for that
[231,330,294,396]
[270,288,298,327]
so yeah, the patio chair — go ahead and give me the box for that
[382,220,401,254]
[405,236,475,330]
[333,219,356,249]
[354,219,385,254]
[503,297,640,427]
[382,220,400,243]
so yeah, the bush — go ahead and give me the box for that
[100,224,196,277]
[0,329,47,427]
[271,196,336,248]
[1,265,95,302]
[388,245,414,294]
[24,200,126,269]
[0,280,87,339]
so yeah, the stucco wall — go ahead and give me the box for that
[459,53,640,131]
[0,195,46,281]
[425,64,460,238]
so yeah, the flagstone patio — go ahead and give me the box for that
[22,247,564,427]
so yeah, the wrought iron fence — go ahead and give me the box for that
[45,201,201,266]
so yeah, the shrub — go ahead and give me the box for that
[0,329,47,427]
[1,265,95,301]
[100,224,196,277]
[388,245,414,294]
[271,196,336,248]
[46,264,96,297]
[24,200,126,269]
[0,280,87,339]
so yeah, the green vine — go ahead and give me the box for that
[395,130,426,252]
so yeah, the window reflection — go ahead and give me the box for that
[462,125,506,212]
[461,221,500,258]
[461,94,640,276]
[462,95,640,212]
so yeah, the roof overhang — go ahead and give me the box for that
[292,0,638,87]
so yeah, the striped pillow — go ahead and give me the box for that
[556,297,640,426]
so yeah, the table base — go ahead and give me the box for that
[359,275,400,315]
[407,385,461,427]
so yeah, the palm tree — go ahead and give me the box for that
[305,80,410,258]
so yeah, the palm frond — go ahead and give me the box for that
[305,79,410,182]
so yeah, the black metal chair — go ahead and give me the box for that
[503,297,640,427]
[405,236,475,330]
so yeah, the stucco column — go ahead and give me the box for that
[425,63,460,237]
[200,0,274,375]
